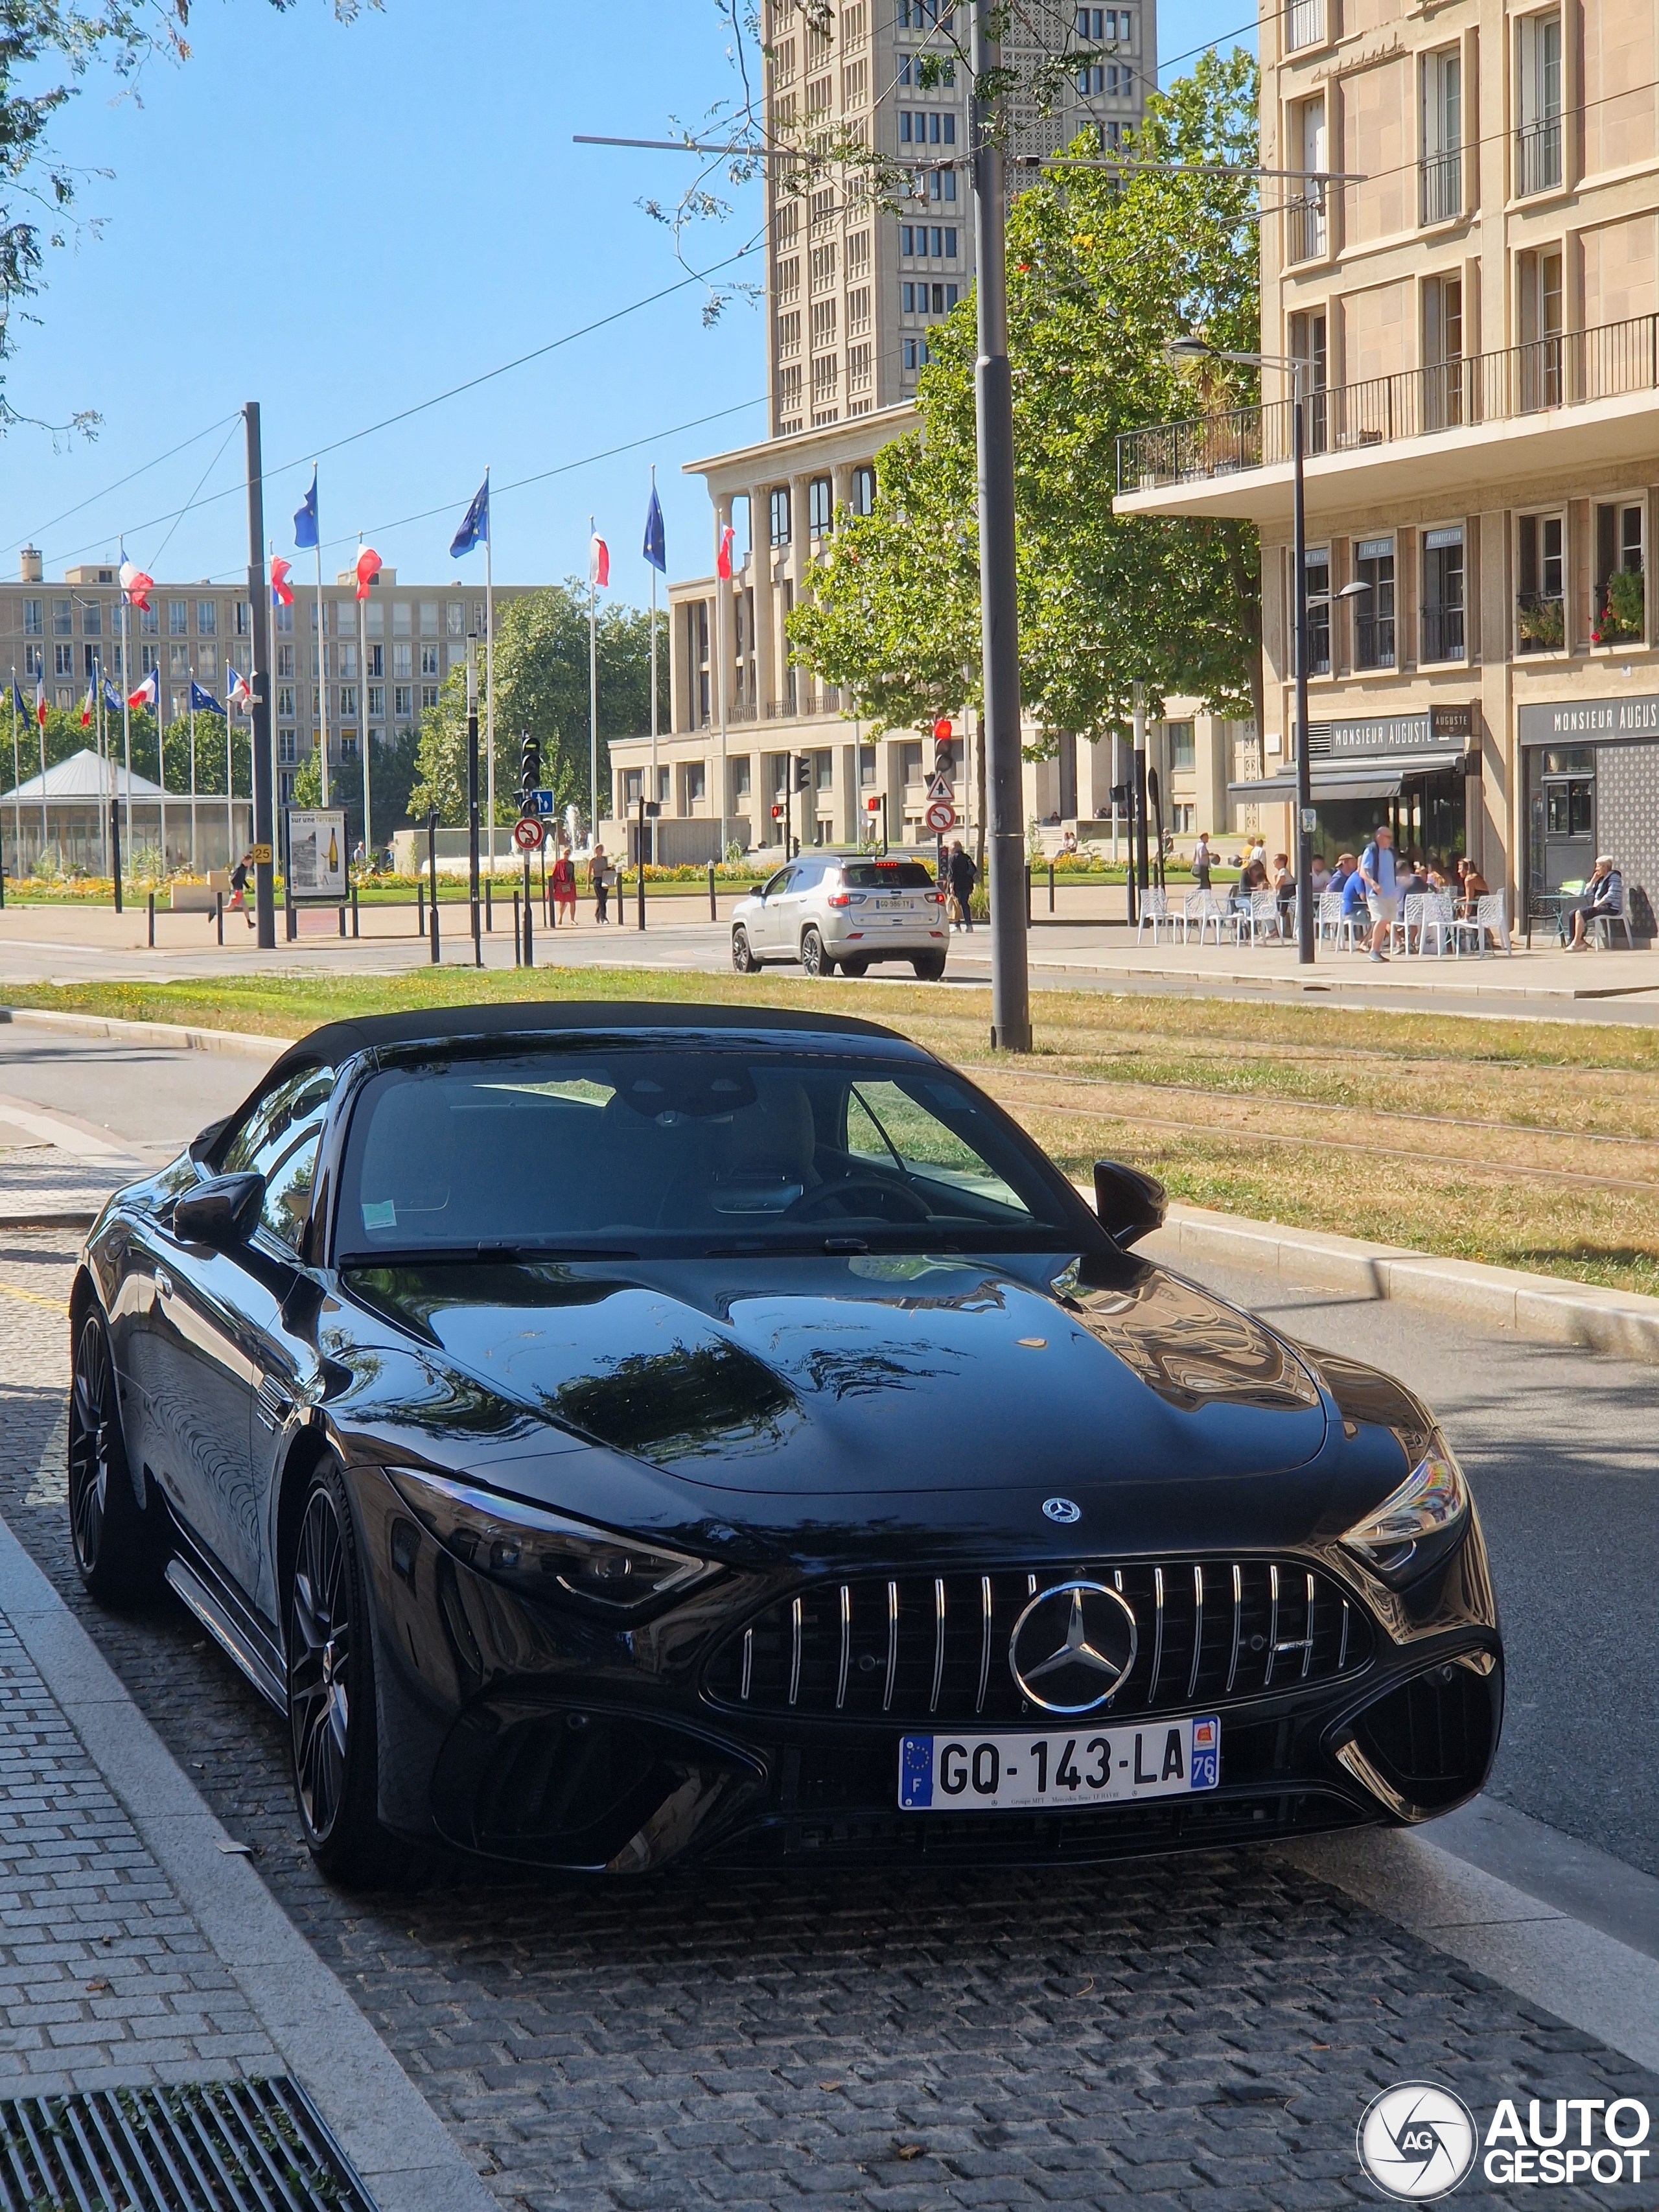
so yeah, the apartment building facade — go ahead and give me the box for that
[1117,0,1659,933]
[609,0,1157,856]
[1,551,530,815]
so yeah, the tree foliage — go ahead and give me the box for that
[787,50,1263,751]
[409,583,668,828]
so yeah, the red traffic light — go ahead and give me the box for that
[933,717,953,741]
[771,802,783,819]
[865,794,882,811]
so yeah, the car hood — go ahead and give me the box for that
[342,1251,1330,1500]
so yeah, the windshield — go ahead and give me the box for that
[334,1044,1089,1261]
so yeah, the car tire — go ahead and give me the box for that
[67,1309,164,1606]
[840,957,868,977]
[286,1460,392,1887]
[911,952,947,980]
[732,926,759,973]
[800,926,832,978]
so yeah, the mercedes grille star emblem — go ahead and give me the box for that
[1008,1581,1138,1714]
[1041,1496,1080,1524]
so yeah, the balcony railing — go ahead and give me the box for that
[1118,310,1659,493]
[1288,191,1327,265]
[1516,115,1562,196]
[1419,147,1462,226]
[1421,605,1465,663]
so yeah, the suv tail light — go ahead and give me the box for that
[826,892,850,908]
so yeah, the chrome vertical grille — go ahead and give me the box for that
[706,1558,1373,1726]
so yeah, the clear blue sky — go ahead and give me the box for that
[1,1,1251,604]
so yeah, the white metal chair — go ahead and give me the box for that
[1391,892,1424,955]
[1316,891,1345,944]
[1415,891,1455,955]
[1135,887,1177,944]
[1181,890,1229,945]
[1233,888,1283,945]
[1452,892,1512,957]
[1590,900,1636,950]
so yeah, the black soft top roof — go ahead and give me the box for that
[262,997,918,1092]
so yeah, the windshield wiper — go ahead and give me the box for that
[336,1242,639,1269]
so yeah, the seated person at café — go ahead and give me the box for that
[1340,865,1371,933]
[1327,852,1358,894]
[1566,855,1624,948]
[1238,853,1269,892]
[1395,853,1426,900]
[1308,854,1331,896]
[1457,857,1489,913]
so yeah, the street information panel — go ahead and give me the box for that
[285,808,347,902]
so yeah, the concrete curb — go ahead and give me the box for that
[0,1005,286,1061]
[0,1482,496,2212]
[1141,1200,1659,1366]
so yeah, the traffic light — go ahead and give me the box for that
[795,754,813,792]
[519,733,540,798]
[933,716,954,778]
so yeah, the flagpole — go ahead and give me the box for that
[314,530,330,810]
[10,670,18,880]
[226,675,235,868]
[649,467,659,871]
[716,537,730,863]
[96,660,106,878]
[484,487,494,881]
[121,593,133,859]
[267,540,279,874]
[189,679,197,872]
[357,546,371,868]
[157,671,168,878]
[588,513,598,846]
[38,681,48,865]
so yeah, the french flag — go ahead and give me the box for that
[270,556,294,609]
[80,682,94,728]
[119,553,154,611]
[127,667,159,712]
[590,533,609,590]
[227,667,252,712]
[34,676,45,728]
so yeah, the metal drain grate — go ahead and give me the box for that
[0,2077,377,2212]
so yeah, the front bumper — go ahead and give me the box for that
[356,1467,1503,1873]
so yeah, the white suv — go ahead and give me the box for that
[731,854,949,979]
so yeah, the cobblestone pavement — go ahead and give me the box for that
[3,1233,1655,2209]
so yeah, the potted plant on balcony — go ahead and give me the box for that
[1591,568,1645,646]
[1518,596,1566,650]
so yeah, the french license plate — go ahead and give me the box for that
[898,1715,1220,1812]
[877,896,914,911]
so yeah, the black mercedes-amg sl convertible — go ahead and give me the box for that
[67,1002,1501,1882]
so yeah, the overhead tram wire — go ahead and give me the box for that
[191,393,771,586]
[41,240,763,571]
[3,410,243,562]
[144,414,244,574]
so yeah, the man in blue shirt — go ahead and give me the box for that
[1360,824,1398,962]
[1340,864,1371,943]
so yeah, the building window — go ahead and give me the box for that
[80,601,102,636]
[274,603,293,635]
[23,599,41,636]
[1284,0,1323,49]
[23,644,41,677]
[1421,526,1466,661]
[1166,721,1196,771]
[82,643,97,678]
[421,685,439,711]
[1517,511,1566,652]
[903,336,933,371]
[393,642,412,679]
[807,477,833,535]
[1518,246,1564,410]
[1289,97,1327,262]
[338,642,357,681]
[365,683,382,719]
[278,730,297,765]
[277,686,296,717]
[395,686,413,717]
[51,598,71,636]
[848,288,872,339]
[778,363,803,425]
[1515,12,1562,196]
[811,353,838,403]
[683,761,707,806]
[777,310,800,360]
[53,643,73,676]
[142,643,159,675]
[196,600,217,637]
[393,601,412,637]
[166,600,186,636]
[810,296,837,349]
[199,644,217,679]
[139,604,158,635]
[168,642,189,677]
[1421,47,1462,224]
[859,744,877,786]
[1353,538,1396,668]
[898,110,955,145]
[1304,546,1331,674]
[1592,502,1645,646]
[1422,274,1463,429]
[1288,307,1328,454]
[850,463,876,516]
[810,242,837,292]
[420,644,439,677]
[339,684,358,719]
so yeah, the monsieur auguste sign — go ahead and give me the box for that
[1310,704,1473,757]
[1519,693,1659,745]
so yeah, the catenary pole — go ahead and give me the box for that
[588,513,599,844]
[649,464,659,868]
[357,545,372,867]
[484,488,495,883]
[314,523,330,810]
[10,671,19,878]
[188,678,196,872]
[1292,368,1314,964]
[971,0,1031,1052]
[120,594,133,861]
[246,404,276,948]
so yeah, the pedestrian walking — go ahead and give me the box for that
[947,839,978,933]
[1360,823,1398,962]
[220,848,255,929]
[551,844,577,926]
[592,843,610,925]
[1192,832,1213,891]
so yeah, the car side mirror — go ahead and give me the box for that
[1093,1158,1166,1249]
[172,1172,265,1250]
[750,883,765,898]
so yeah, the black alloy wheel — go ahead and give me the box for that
[67,1311,161,1604]
[732,926,758,973]
[287,1462,386,1883]
[911,951,947,980]
[800,926,831,978]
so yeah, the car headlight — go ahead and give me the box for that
[384,1466,712,1614]
[1340,1445,1470,1586]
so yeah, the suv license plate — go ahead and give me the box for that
[898,1716,1220,1811]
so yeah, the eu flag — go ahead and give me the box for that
[643,484,666,574]
[294,466,319,551]
[450,472,489,559]
[190,680,224,714]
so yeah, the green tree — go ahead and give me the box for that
[787,50,1263,751]
[410,582,667,828]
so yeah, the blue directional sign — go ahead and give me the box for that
[528,788,557,817]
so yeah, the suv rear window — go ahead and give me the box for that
[841,862,934,889]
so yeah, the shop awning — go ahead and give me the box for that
[1228,748,1467,803]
